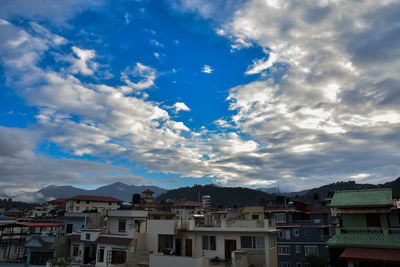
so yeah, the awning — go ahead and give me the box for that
[335,207,391,214]
[340,248,400,264]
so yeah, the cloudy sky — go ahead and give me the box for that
[1,0,400,198]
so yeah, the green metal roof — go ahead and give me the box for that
[330,188,393,208]
[327,233,400,249]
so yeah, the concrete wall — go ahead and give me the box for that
[149,254,203,267]
[233,250,266,267]
[127,251,149,267]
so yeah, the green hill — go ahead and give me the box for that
[156,184,272,208]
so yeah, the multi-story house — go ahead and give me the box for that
[265,201,334,267]
[171,201,202,220]
[146,218,279,267]
[69,209,148,266]
[66,195,123,212]
[327,188,400,267]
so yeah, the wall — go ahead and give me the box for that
[149,254,203,267]
[146,220,176,253]
[342,214,367,230]
[127,251,149,267]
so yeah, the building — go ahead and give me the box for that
[202,195,211,210]
[265,201,334,267]
[142,189,155,204]
[327,188,400,267]
[171,201,202,220]
[69,210,148,266]
[146,218,279,267]
[66,195,123,213]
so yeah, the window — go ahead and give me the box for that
[366,214,381,228]
[296,245,300,253]
[86,201,90,204]
[240,236,265,249]
[73,246,79,257]
[284,230,291,240]
[108,250,126,264]
[158,235,174,253]
[269,237,276,248]
[97,248,104,262]
[118,220,126,233]
[66,224,73,234]
[297,263,302,267]
[274,213,286,223]
[76,206,80,211]
[30,252,53,265]
[278,245,291,255]
[278,263,291,267]
[278,231,284,238]
[108,202,112,205]
[202,235,216,250]
[294,228,299,237]
[85,233,90,240]
[252,214,259,220]
[304,245,318,256]
[77,200,80,204]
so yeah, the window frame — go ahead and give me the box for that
[202,235,216,250]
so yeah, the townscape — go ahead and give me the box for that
[1,0,400,266]
[0,186,398,267]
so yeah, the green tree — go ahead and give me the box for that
[305,254,329,267]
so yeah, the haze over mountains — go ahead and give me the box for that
[2,176,400,205]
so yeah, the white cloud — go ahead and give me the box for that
[245,52,277,75]
[71,46,97,75]
[201,64,213,74]
[173,102,190,113]
[121,63,156,92]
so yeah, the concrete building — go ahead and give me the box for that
[66,195,123,213]
[146,218,279,267]
[265,201,334,267]
[171,201,202,220]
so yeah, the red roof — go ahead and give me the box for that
[48,198,67,204]
[142,189,154,194]
[340,248,400,264]
[172,201,201,207]
[20,223,61,227]
[69,195,123,202]
[96,236,133,245]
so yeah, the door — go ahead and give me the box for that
[175,239,182,256]
[185,239,192,257]
[83,247,90,264]
[224,240,237,259]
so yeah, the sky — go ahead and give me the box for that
[1,0,400,201]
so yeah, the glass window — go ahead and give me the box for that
[73,246,79,257]
[294,228,299,237]
[85,233,90,240]
[296,245,300,253]
[110,250,126,264]
[241,236,264,249]
[118,220,126,232]
[97,248,104,262]
[202,235,216,250]
[278,245,291,255]
[304,245,318,256]
[274,213,286,223]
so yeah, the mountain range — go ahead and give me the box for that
[5,176,400,205]
[34,182,167,203]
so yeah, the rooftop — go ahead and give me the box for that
[327,232,400,249]
[69,195,123,202]
[330,188,393,208]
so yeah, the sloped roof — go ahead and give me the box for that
[330,188,393,208]
[48,198,67,203]
[69,195,123,202]
[142,189,154,194]
[327,233,400,249]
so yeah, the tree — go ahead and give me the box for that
[305,254,329,267]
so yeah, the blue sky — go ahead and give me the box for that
[1,0,400,201]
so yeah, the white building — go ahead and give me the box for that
[66,195,123,213]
